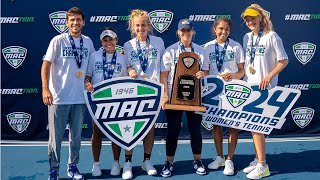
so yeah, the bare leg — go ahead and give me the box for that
[91,121,102,162]
[193,154,201,161]
[226,128,238,160]
[213,125,224,158]
[111,142,121,161]
[252,132,266,165]
[143,126,155,154]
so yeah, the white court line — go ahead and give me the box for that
[1,136,320,146]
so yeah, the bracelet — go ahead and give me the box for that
[163,95,168,99]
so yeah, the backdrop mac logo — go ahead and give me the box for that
[293,42,316,65]
[149,10,173,33]
[49,11,68,33]
[2,46,27,69]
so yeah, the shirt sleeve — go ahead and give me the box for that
[271,32,289,61]
[89,39,96,55]
[86,52,95,77]
[201,47,210,71]
[161,48,172,72]
[235,43,245,64]
[43,36,59,62]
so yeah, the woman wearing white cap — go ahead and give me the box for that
[122,9,165,180]
[241,4,288,179]
[84,27,128,177]
[159,18,209,177]
[204,17,245,176]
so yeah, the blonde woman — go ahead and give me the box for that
[121,9,165,180]
[241,4,288,179]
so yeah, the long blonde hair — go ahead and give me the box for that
[241,4,273,34]
[127,9,153,38]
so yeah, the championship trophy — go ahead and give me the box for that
[164,52,206,112]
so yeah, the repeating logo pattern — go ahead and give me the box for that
[49,11,68,33]
[2,46,27,69]
[149,10,173,33]
[291,107,314,128]
[7,112,31,133]
[293,42,316,65]
[85,77,163,150]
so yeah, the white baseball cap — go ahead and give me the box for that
[100,30,117,40]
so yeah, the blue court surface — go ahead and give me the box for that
[1,136,320,180]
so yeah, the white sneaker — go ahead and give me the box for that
[122,162,133,180]
[67,164,83,180]
[110,161,121,176]
[92,162,102,177]
[141,159,157,175]
[246,163,270,179]
[223,160,234,176]
[208,156,225,169]
[243,158,258,174]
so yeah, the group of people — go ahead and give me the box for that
[41,4,288,180]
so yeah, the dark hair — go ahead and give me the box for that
[104,27,117,34]
[66,7,85,21]
[212,17,232,39]
[213,17,232,30]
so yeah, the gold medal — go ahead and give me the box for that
[249,66,255,74]
[142,74,149,79]
[76,70,83,78]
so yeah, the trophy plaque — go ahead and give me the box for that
[164,52,206,112]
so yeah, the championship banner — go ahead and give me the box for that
[84,77,163,150]
[197,76,301,135]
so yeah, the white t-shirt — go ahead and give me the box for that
[43,33,95,104]
[204,38,244,75]
[123,35,165,82]
[86,49,128,85]
[243,31,288,88]
[161,42,209,97]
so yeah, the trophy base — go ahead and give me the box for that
[164,104,206,112]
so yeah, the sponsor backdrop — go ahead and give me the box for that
[1,0,319,140]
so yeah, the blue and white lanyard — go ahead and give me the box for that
[215,38,229,72]
[250,30,263,64]
[102,50,117,80]
[178,41,202,66]
[68,33,83,68]
[136,36,150,72]
[179,41,194,53]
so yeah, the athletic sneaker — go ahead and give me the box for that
[223,160,234,176]
[193,160,206,175]
[243,158,258,174]
[110,161,121,176]
[208,156,225,169]
[161,161,173,177]
[67,164,83,180]
[141,159,157,175]
[92,162,102,177]
[48,170,59,180]
[246,163,270,179]
[122,162,133,180]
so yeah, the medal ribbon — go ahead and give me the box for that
[250,30,263,65]
[102,50,117,80]
[215,38,229,72]
[68,33,83,68]
[136,36,150,72]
